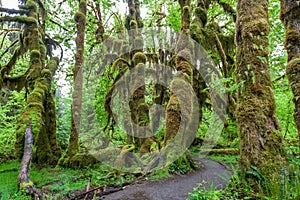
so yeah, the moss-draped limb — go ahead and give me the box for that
[0,16,37,24]
[58,0,87,167]
[2,74,26,92]
[280,0,300,152]
[15,57,59,161]
[236,0,286,187]
[125,0,143,30]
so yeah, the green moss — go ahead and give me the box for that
[133,52,147,65]
[195,7,207,26]
[183,6,190,16]
[30,50,40,59]
[41,69,51,77]
[19,181,34,189]
[0,16,37,25]
[25,0,38,12]
[130,20,138,30]
[74,11,85,23]
[79,0,87,10]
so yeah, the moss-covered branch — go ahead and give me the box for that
[0,16,37,24]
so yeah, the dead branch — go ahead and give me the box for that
[18,121,44,199]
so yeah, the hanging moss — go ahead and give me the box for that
[0,16,37,24]
[164,94,181,144]
[132,52,147,66]
[79,0,87,11]
[74,11,85,23]
[25,0,38,13]
[130,20,138,30]
[194,7,207,26]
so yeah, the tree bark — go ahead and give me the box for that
[280,0,300,153]
[18,122,43,199]
[14,0,60,166]
[58,0,87,167]
[236,0,286,186]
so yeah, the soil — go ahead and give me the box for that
[99,157,234,200]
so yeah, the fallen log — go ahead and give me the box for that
[17,121,43,199]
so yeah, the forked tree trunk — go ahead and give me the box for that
[280,0,300,153]
[236,0,286,186]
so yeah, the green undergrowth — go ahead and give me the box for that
[207,155,239,165]
[188,149,300,200]
[0,160,137,199]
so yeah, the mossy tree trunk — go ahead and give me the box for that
[280,0,300,152]
[235,0,286,187]
[58,0,88,167]
[13,0,60,166]
[162,0,199,171]
[125,0,148,149]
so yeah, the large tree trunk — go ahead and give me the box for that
[280,0,300,153]
[235,0,286,186]
[14,0,60,166]
[58,0,88,167]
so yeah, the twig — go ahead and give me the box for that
[0,39,19,60]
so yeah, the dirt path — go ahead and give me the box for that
[100,157,233,200]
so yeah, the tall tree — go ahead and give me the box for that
[280,0,300,152]
[0,0,60,166]
[58,0,88,167]
[235,0,286,187]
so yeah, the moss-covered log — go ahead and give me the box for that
[280,0,300,153]
[235,0,286,188]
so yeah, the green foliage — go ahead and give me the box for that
[189,160,300,200]
[55,90,72,149]
[188,181,222,200]
[0,90,26,159]
[168,154,198,175]
[208,155,239,165]
[0,160,137,199]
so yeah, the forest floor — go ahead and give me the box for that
[0,155,235,199]
[97,157,234,200]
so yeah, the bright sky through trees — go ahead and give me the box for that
[2,0,18,9]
